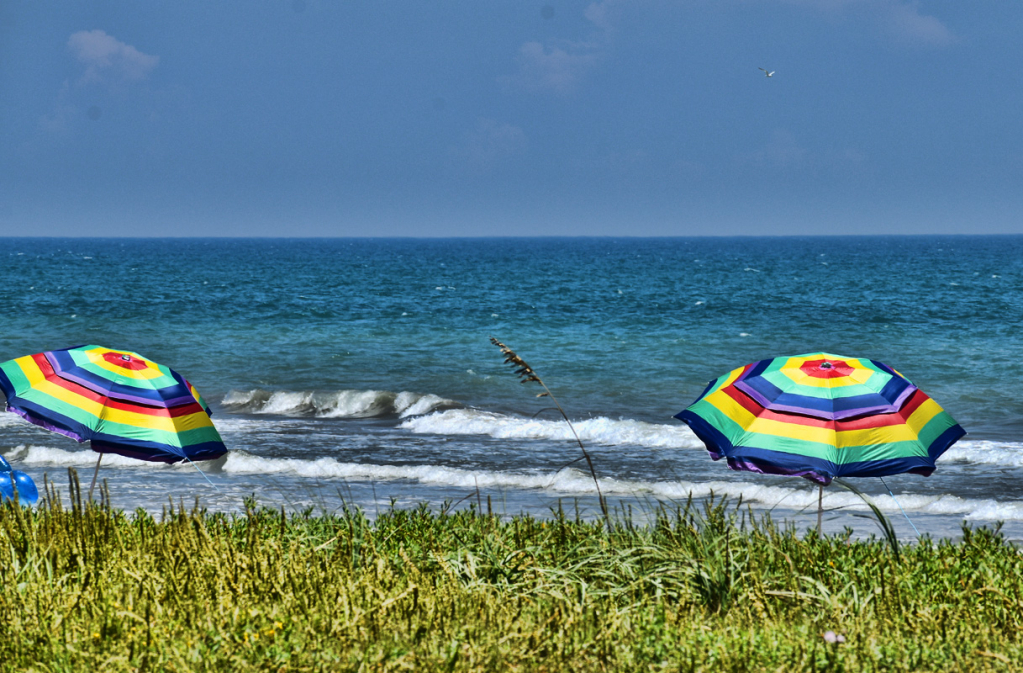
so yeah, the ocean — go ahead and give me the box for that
[2,236,1022,540]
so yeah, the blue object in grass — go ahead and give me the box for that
[0,455,38,505]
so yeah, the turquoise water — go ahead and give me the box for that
[2,237,1022,538]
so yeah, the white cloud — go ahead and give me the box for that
[38,31,158,134]
[452,118,527,170]
[67,30,159,85]
[583,0,614,31]
[501,41,599,95]
[783,0,956,47]
[501,0,617,95]
[885,2,956,46]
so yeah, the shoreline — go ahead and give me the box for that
[8,454,1023,544]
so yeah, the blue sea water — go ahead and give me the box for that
[2,236,1022,539]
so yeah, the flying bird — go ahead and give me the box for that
[759,68,775,78]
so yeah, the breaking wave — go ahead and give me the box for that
[8,443,1023,520]
[221,389,457,419]
[4,445,189,469]
[941,440,1023,468]
[401,409,705,449]
[402,411,1023,465]
[0,411,28,428]
[216,451,1023,521]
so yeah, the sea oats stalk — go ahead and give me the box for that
[489,337,609,525]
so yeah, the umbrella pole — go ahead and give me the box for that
[88,452,103,502]
[814,484,822,535]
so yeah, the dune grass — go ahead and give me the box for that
[0,472,1021,672]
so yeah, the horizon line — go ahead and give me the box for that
[2,233,1022,240]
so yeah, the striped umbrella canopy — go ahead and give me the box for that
[0,345,226,464]
[675,353,965,485]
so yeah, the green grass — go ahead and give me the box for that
[1,473,1021,672]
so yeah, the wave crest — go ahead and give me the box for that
[942,440,1023,468]
[220,451,1023,521]
[4,445,186,469]
[400,409,705,449]
[221,389,457,419]
[0,412,29,428]
[8,443,1023,521]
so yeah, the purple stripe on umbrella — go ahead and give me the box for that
[91,441,185,463]
[732,368,776,410]
[753,399,903,420]
[6,406,87,443]
[44,351,194,408]
[727,457,832,485]
[734,378,918,420]
[890,385,917,412]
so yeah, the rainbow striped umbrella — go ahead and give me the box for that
[675,353,965,486]
[0,345,226,464]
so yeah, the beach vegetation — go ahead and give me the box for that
[0,471,1020,671]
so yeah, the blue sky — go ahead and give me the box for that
[1,1,1020,236]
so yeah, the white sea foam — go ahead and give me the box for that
[0,411,28,428]
[221,389,455,419]
[941,440,1023,468]
[4,445,183,469]
[403,410,1023,467]
[207,416,292,433]
[401,409,705,449]
[220,451,1023,521]
[8,443,1023,520]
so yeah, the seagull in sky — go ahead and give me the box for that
[759,68,775,78]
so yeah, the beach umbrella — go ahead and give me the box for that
[675,353,965,533]
[0,345,226,495]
